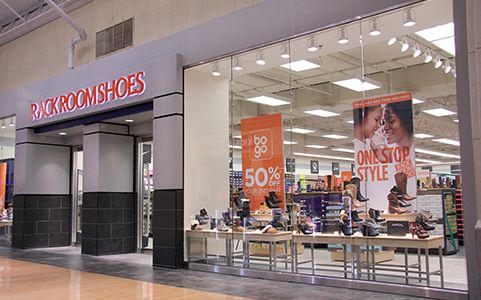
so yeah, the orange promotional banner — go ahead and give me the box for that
[0,162,6,211]
[241,113,285,210]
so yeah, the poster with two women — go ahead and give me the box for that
[353,92,416,212]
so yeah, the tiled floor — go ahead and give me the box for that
[0,245,430,300]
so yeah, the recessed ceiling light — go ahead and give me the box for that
[415,148,460,159]
[333,77,381,92]
[323,134,348,139]
[415,158,441,164]
[332,148,355,153]
[387,37,397,46]
[280,60,320,72]
[307,36,318,52]
[229,145,242,149]
[285,128,315,134]
[403,9,416,27]
[284,141,298,145]
[125,119,134,123]
[346,120,354,124]
[412,98,424,104]
[414,133,434,139]
[454,119,459,123]
[293,152,354,162]
[280,44,290,59]
[246,95,290,106]
[59,132,67,136]
[304,109,339,117]
[211,63,221,76]
[422,108,456,117]
[338,27,349,44]
[256,51,266,65]
[369,19,381,36]
[432,138,460,146]
[305,145,328,149]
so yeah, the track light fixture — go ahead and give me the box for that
[424,50,433,63]
[211,62,221,76]
[337,27,349,44]
[403,9,416,27]
[444,60,452,74]
[233,56,242,71]
[256,51,266,65]
[369,19,381,36]
[280,44,290,59]
[434,56,443,68]
[387,37,397,46]
[307,37,318,52]
[413,44,421,58]
[400,37,409,52]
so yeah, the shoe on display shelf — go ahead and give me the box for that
[368,208,386,223]
[350,177,369,202]
[261,224,278,234]
[297,223,313,235]
[387,192,409,214]
[338,221,352,236]
[394,172,416,201]
[351,210,363,223]
[409,222,429,239]
[415,215,435,231]
[359,222,379,237]
[217,218,229,232]
[418,209,434,222]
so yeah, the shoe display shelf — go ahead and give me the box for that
[455,189,464,246]
[229,170,243,190]
[292,192,343,233]
[417,188,459,255]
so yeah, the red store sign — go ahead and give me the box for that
[31,70,146,121]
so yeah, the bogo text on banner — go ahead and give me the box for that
[240,113,285,210]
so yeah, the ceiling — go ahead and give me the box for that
[196,0,460,166]
[0,0,42,25]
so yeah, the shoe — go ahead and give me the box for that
[269,191,282,203]
[359,222,379,236]
[222,211,233,226]
[344,184,363,208]
[418,209,434,222]
[351,210,363,222]
[200,208,208,216]
[217,218,229,231]
[298,223,313,234]
[387,192,409,214]
[265,196,280,208]
[191,220,201,230]
[409,222,429,238]
[369,208,386,223]
[398,198,412,208]
[350,177,369,202]
[415,215,435,231]
[339,221,352,236]
[395,172,416,201]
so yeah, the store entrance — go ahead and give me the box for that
[71,147,83,245]
[138,139,153,250]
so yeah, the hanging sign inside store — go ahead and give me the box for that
[30,70,146,121]
[352,92,416,211]
[240,113,285,210]
[310,160,319,174]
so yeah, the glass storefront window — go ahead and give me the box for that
[0,116,15,243]
[184,0,465,293]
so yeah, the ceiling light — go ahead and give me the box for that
[8,118,14,127]
[125,119,134,123]
[346,120,354,124]
[0,121,6,129]
[415,23,455,56]
[233,56,242,71]
[256,51,266,65]
[285,128,315,134]
[412,98,424,104]
[415,148,460,159]
[280,60,320,72]
[433,36,455,56]
[280,44,290,59]
[432,138,460,146]
[323,134,348,139]
[451,68,457,78]
[413,44,421,57]
[59,132,67,136]
[415,158,441,164]
[332,148,355,153]
[369,19,381,36]
[229,145,242,149]
[284,141,298,145]
[233,135,242,139]
[434,56,443,68]
[424,50,433,63]
[293,152,354,162]
[304,109,339,117]
[307,36,318,52]
[211,62,221,76]
[403,9,416,27]
[246,95,290,106]
[454,119,459,123]
[444,61,452,74]
[387,37,397,46]
[400,37,409,52]
[333,77,382,92]
[305,145,328,149]
[338,27,349,44]
[422,108,456,117]
[414,133,434,139]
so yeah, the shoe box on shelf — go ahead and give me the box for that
[417,188,459,254]
[455,189,464,246]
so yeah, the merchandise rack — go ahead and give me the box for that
[455,189,464,245]
[292,192,343,233]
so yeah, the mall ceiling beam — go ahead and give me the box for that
[0,0,25,23]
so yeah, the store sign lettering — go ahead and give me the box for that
[30,70,146,121]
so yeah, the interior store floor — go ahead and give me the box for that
[0,245,430,300]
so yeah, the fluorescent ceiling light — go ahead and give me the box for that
[305,145,328,149]
[333,78,381,92]
[246,95,290,106]
[323,134,348,139]
[284,141,298,145]
[415,158,441,164]
[304,109,339,117]
[125,119,134,123]
[415,148,461,159]
[423,108,456,117]
[285,128,315,134]
[294,152,354,162]
[414,133,434,139]
[59,132,67,136]
[233,135,242,139]
[433,37,455,56]
[280,60,320,72]
[454,119,459,123]
[415,23,454,42]
[229,145,242,149]
[432,138,460,146]
[412,98,424,104]
[332,148,355,153]
[346,120,354,124]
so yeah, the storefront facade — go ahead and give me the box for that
[0,0,479,299]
